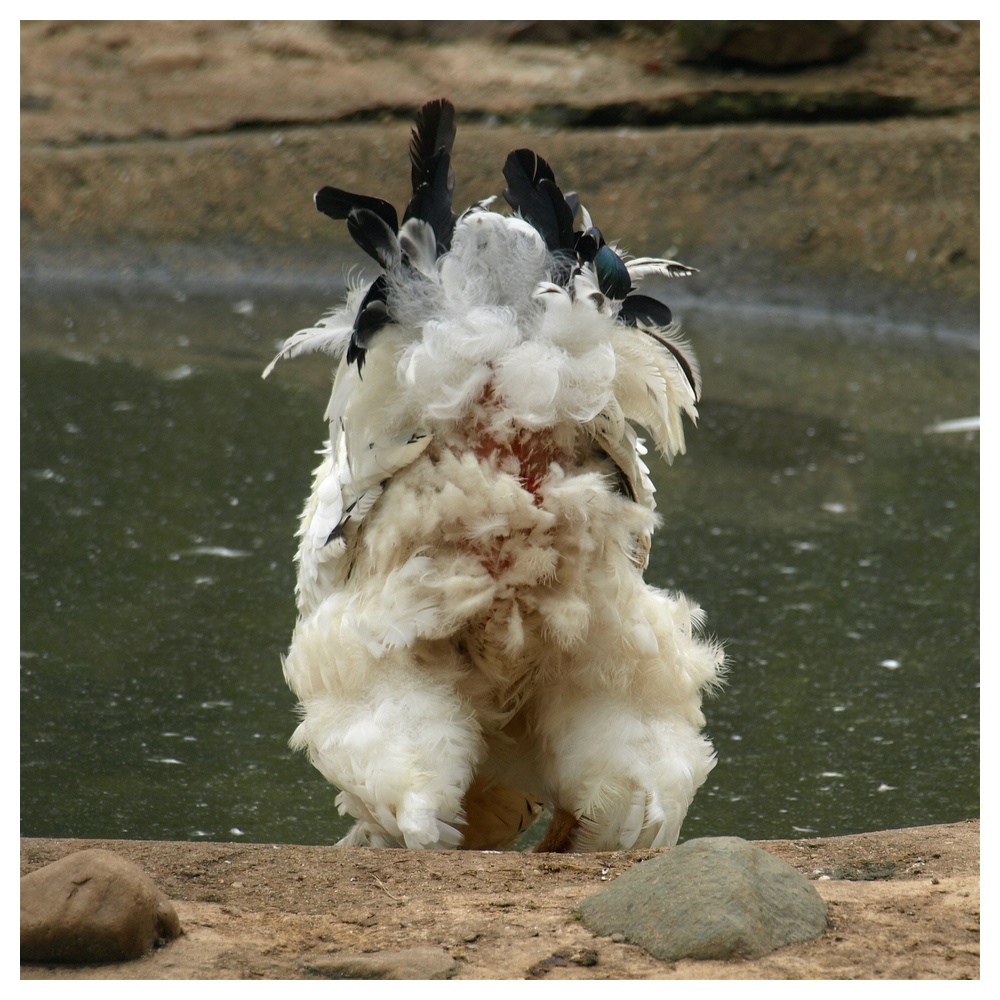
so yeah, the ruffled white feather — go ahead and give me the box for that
[270,197,724,851]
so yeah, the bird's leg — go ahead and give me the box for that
[533,806,580,853]
[288,652,485,849]
[529,682,718,851]
[458,775,545,850]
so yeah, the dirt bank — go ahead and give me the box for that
[21,20,979,331]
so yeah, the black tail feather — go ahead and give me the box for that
[618,293,673,330]
[347,208,401,271]
[502,149,575,254]
[404,99,458,254]
[408,99,456,193]
[346,275,392,371]
[404,149,456,254]
[316,186,399,235]
[574,225,604,264]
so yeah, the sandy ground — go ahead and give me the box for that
[20,821,980,980]
[20,21,979,980]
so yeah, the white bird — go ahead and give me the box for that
[265,100,725,852]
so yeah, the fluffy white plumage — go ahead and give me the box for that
[265,100,725,852]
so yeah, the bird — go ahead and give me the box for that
[264,99,725,852]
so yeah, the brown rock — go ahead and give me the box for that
[21,848,181,964]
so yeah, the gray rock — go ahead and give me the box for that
[578,836,827,962]
[305,946,457,980]
[21,848,181,964]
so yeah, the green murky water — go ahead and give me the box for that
[20,282,979,845]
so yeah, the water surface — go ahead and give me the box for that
[21,282,979,844]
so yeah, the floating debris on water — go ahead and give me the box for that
[924,416,979,434]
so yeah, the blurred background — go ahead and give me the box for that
[21,21,979,847]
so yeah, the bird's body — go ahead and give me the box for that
[266,100,724,852]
